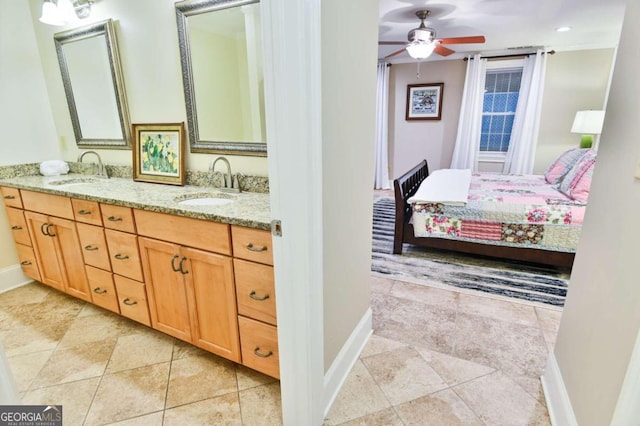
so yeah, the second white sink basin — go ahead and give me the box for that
[178,197,234,207]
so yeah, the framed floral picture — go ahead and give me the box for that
[132,123,186,185]
[406,83,444,120]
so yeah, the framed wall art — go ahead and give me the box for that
[406,83,444,121]
[132,122,186,185]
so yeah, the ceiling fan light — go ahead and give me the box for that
[406,42,436,59]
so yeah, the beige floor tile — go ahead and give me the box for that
[239,381,282,425]
[536,307,562,351]
[413,346,495,386]
[324,360,391,425]
[390,280,460,309]
[165,352,237,408]
[360,334,408,359]
[22,377,100,426]
[236,364,278,391]
[77,303,108,318]
[1,326,62,357]
[104,411,164,425]
[105,331,174,374]
[0,283,51,308]
[31,339,115,389]
[7,350,52,392]
[453,371,551,425]
[458,293,539,327]
[57,310,146,350]
[395,388,484,425]
[362,346,447,406]
[370,275,395,294]
[172,339,209,360]
[337,408,403,426]
[163,393,242,426]
[84,362,170,425]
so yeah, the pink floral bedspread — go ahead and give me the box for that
[411,173,586,252]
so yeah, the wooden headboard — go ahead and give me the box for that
[392,159,429,254]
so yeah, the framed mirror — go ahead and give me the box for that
[54,19,131,149]
[176,0,267,156]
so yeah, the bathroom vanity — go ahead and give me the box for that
[0,173,278,379]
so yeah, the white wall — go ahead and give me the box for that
[551,1,640,423]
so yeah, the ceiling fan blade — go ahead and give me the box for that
[438,36,486,45]
[384,48,407,59]
[434,44,456,57]
[379,41,407,45]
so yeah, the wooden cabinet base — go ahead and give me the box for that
[239,316,280,379]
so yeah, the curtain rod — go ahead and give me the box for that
[464,50,555,61]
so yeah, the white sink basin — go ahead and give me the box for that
[178,197,234,207]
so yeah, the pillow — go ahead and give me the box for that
[544,148,590,184]
[557,149,596,203]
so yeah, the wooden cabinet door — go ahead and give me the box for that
[24,211,65,291]
[138,237,191,341]
[49,216,91,302]
[183,247,240,362]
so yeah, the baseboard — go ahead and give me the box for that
[541,351,578,426]
[323,307,373,417]
[0,264,30,293]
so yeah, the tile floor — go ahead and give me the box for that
[1,273,560,425]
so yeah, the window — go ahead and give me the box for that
[480,66,523,153]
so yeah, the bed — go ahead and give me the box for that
[393,153,595,269]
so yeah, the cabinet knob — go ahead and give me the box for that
[249,291,270,301]
[253,347,273,358]
[246,243,267,253]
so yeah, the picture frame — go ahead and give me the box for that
[132,123,186,185]
[406,83,444,121]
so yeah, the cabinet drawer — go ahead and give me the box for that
[135,209,231,255]
[234,259,276,325]
[21,190,73,219]
[1,187,22,208]
[5,207,31,246]
[114,275,150,326]
[16,244,41,282]
[86,266,119,314]
[232,226,273,265]
[101,204,136,233]
[76,223,111,271]
[72,199,102,226]
[239,316,279,379]
[105,229,143,281]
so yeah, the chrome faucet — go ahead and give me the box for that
[209,156,240,193]
[77,150,108,178]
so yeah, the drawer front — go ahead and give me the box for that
[239,316,279,379]
[1,187,22,208]
[21,190,73,219]
[234,259,276,325]
[114,275,150,326]
[135,209,231,255]
[231,226,273,265]
[101,204,136,233]
[5,207,31,246]
[16,244,41,282]
[76,223,112,271]
[86,265,119,314]
[105,229,143,281]
[72,199,103,226]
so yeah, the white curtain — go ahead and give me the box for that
[374,62,391,189]
[450,54,487,170]
[503,50,548,174]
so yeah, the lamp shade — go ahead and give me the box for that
[571,110,605,135]
[406,42,436,60]
[39,0,66,25]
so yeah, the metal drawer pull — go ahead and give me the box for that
[179,257,189,275]
[20,261,32,266]
[123,298,137,306]
[246,243,267,252]
[40,223,49,236]
[171,254,180,272]
[84,245,99,251]
[77,210,92,215]
[107,216,123,222]
[254,347,273,358]
[114,253,129,260]
[11,225,22,230]
[3,195,15,200]
[93,287,107,294]
[249,291,270,301]
[46,223,56,237]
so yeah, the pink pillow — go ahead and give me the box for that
[557,150,596,202]
[544,148,590,184]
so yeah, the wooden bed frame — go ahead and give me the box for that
[393,159,575,269]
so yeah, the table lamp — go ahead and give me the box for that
[571,110,605,148]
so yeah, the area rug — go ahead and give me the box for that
[371,197,569,307]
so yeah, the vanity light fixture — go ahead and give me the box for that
[39,0,94,26]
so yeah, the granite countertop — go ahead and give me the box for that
[0,174,271,230]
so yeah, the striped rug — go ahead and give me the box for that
[371,198,569,307]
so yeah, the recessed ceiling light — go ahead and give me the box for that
[556,26,572,32]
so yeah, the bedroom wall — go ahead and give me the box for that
[551,0,640,422]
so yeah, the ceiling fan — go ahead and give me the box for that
[379,10,486,60]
